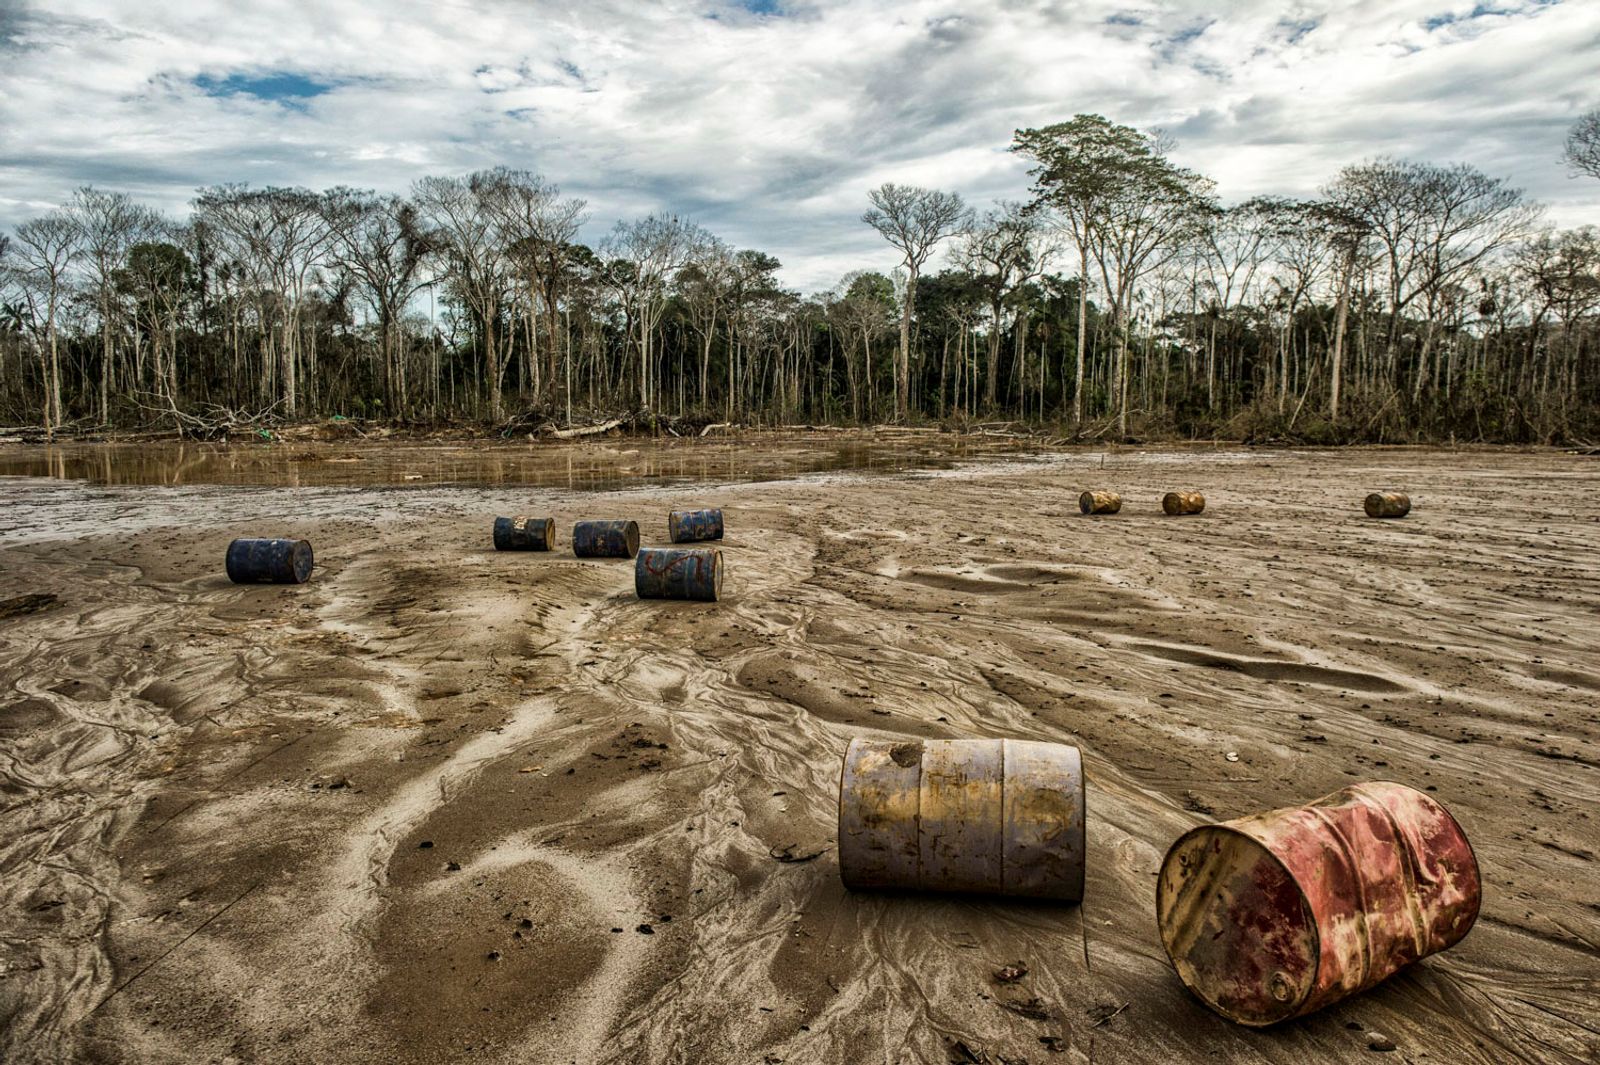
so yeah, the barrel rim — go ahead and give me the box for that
[1156,822,1319,1027]
[290,539,314,583]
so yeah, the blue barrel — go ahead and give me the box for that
[573,519,639,559]
[494,515,555,551]
[668,508,724,543]
[635,547,723,601]
[226,538,313,584]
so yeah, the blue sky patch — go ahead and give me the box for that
[194,71,335,103]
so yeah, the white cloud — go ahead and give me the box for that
[0,0,1595,290]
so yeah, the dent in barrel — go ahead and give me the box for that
[1155,781,1479,1026]
[635,546,723,601]
[838,738,922,890]
[1162,490,1206,515]
[1079,490,1122,515]
[225,538,314,584]
[493,515,556,551]
[572,519,640,558]
[1364,492,1412,518]
[837,737,1085,900]
[668,508,724,543]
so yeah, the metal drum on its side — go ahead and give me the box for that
[838,737,1085,901]
[1079,490,1122,515]
[1162,490,1206,515]
[493,516,556,551]
[668,508,724,543]
[573,519,640,559]
[226,538,314,584]
[1156,781,1480,1027]
[635,547,723,601]
[1364,492,1412,519]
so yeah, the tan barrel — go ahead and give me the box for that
[1162,490,1206,515]
[1079,490,1122,515]
[1364,492,1411,518]
[1156,781,1479,1026]
[838,737,1085,901]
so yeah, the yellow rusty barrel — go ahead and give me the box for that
[838,737,1085,901]
[1162,490,1206,516]
[1364,492,1411,518]
[1079,490,1122,515]
[1156,781,1480,1026]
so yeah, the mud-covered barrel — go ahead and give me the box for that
[1156,781,1479,1026]
[635,546,723,601]
[668,508,724,543]
[1364,492,1412,519]
[493,515,556,551]
[1162,490,1206,516]
[1079,490,1122,515]
[838,737,1085,901]
[226,538,314,584]
[573,519,640,558]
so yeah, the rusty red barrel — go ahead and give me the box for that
[1156,781,1479,1026]
[1364,492,1412,519]
[573,519,639,559]
[1080,490,1122,515]
[838,737,1085,901]
[668,508,724,543]
[635,546,723,601]
[226,538,313,584]
[494,515,555,551]
[1162,490,1206,515]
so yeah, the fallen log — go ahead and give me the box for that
[549,417,624,440]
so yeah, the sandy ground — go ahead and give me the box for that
[1,441,1597,1065]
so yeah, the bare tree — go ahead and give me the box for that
[7,213,78,435]
[862,183,970,421]
[958,202,1050,410]
[66,187,159,423]
[1566,109,1600,182]
[412,173,511,419]
[602,214,703,411]
[324,189,434,416]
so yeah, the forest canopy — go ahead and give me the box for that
[3,110,1598,444]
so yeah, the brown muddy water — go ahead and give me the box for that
[1,438,1597,1065]
[0,434,1048,489]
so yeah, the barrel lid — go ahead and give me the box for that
[290,539,314,583]
[1156,825,1319,1026]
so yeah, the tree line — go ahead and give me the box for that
[2,110,1597,443]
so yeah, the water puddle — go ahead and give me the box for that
[0,435,1054,490]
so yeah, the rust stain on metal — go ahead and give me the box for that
[838,737,1085,900]
[1080,490,1123,515]
[1156,781,1480,1026]
[573,519,640,558]
[1364,492,1412,519]
[634,546,723,601]
[1162,490,1206,516]
[668,508,724,543]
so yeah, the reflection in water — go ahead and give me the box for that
[0,436,1050,490]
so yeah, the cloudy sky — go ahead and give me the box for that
[1,0,1596,290]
